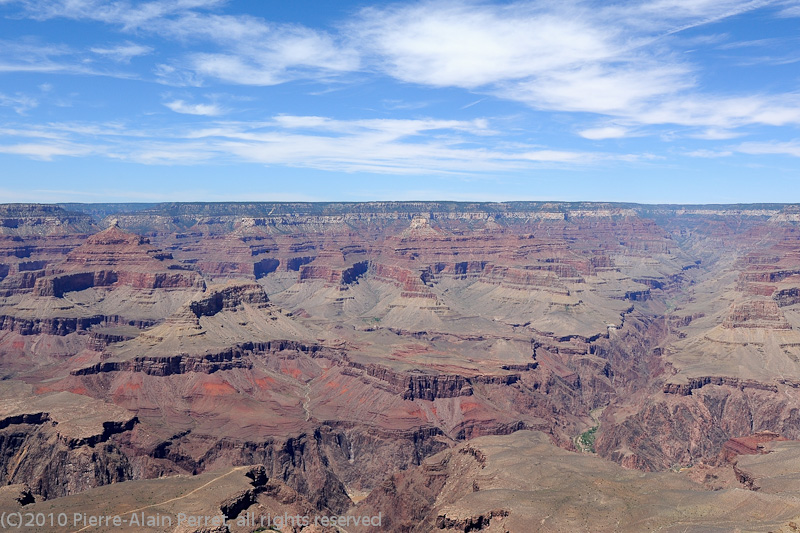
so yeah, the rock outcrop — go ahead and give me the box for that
[1,201,800,530]
[351,431,800,532]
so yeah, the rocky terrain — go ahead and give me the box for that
[350,430,800,532]
[1,201,800,531]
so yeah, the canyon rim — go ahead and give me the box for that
[3,0,800,530]
[1,202,800,531]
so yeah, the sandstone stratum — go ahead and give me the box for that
[2,201,800,531]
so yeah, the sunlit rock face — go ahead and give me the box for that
[2,201,800,531]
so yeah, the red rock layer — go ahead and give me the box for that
[721,431,788,463]
[32,225,203,293]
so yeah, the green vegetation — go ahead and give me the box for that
[578,426,598,453]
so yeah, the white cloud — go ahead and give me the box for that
[178,21,359,85]
[736,140,800,157]
[350,0,800,134]
[185,116,520,173]
[688,128,743,140]
[176,116,641,172]
[90,42,152,62]
[778,3,800,16]
[502,63,693,115]
[636,94,800,128]
[164,99,222,115]
[0,115,637,171]
[15,0,359,86]
[4,0,800,139]
[0,93,38,114]
[123,144,219,164]
[187,53,288,85]
[716,37,781,49]
[384,99,431,111]
[684,149,733,157]
[0,63,72,74]
[352,2,618,88]
[154,63,202,86]
[0,143,89,160]
[517,150,595,162]
[0,40,139,79]
[268,115,494,137]
[17,0,226,28]
[0,40,80,74]
[627,0,779,31]
[579,126,631,140]
[272,115,337,130]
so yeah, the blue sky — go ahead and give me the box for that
[0,0,799,204]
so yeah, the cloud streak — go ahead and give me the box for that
[90,42,153,62]
[736,140,800,157]
[2,0,800,149]
[0,142,91,160]
[349,0,800,132]
[0,115,643,172]
[0,92,38,114]
[10,0,359,86]
[164,99,223,116]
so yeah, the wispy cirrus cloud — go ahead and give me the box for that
[0,92,38,114]
[578,126,631,140]
[778,2,800,16]
[176,20,358,86]
[9,0,358,86]
[90,42,152,62]
[635,94,800,128]
[0,39,141,80]
[163,99,223,116]
[13,0,226,28]
[0,142,91,160]
[181,115,611,172]
[736,140,800,157]
[682,139,800,159]
[3,0,800,141]
[688,128,744,140]
[0,115,645,172]
[0,40,78,74]
[716,37,783,49]
[684,148,733,157]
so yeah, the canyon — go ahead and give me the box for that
[1,201,800,531]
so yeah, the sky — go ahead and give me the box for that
[0,0,799,204]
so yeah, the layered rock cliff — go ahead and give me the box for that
[1,201,799,529]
